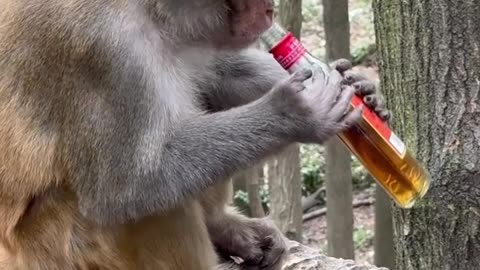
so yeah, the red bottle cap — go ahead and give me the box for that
[269,33,306,70]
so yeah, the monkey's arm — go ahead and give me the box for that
[198,48,287,111]
[70,92,293,225]
[200,50,392,121]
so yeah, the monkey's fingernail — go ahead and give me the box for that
[303,69,313,78]
[381,111,391,120]
[353,83,361,92]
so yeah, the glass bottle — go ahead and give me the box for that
[260,23,431,208]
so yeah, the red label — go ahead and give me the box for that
[269,33,306,70]
[351,95,391,139]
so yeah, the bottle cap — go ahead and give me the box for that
[260,23,287,48]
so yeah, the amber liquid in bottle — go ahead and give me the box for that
[339,119,430,208]
[260,23,430,208]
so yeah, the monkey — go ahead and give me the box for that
[0,0,391,269]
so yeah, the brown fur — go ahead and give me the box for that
[0,96,223,269]
[0,99,222,269]
[0,59,246,270]
[0,90,207,269]
[0,11,223,270]
[0,1,225,268]
[0,0,290,269]
[0,0,388,268]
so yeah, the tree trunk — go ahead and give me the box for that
[324,140,354,259]
[233,171,247,195]
[322,0,351,63]
[278,0,303,36]
[322,0,355,260]
[232,171,248,212]
[232,166,265,217]
[266,0,304,242]
[266,145,303,242]
[372,84,395,270]
[247,166,265,218]
[374,184,395,270]
[374,0,480,269]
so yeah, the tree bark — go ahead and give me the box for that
[325,140,354,259]
[233,171,247,195]
[266,0,304,243]
[322,0,351,63]
[374,184,395,270]
[266,145,303,242]
[374,0,480,269]
[278,0,303,36]
[231,171,248,212]
[372,83,395,270]
[322,0,355,260]
[247,166,266,218]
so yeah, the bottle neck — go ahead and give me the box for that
[259,23,288,49]
[260,23,308,70]
[260,23,331,77]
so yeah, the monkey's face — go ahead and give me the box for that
[157,0,274,50]
[214,0,274,50]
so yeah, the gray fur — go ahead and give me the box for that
[0,1,392,269]
[197,49,289,111]
[3,0,388,229]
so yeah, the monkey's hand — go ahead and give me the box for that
[209,215,287,270]
[330,59,392,122]
[266,68,363,145]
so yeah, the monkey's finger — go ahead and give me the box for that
[377,110,392,122]
[237,247,264,266]
[330,58,352,74]
[363,94,379,108]
[365,98,392,122]
[329,86,356,121]
[213,262,243,270]
[343,70,368,85]
[311,69,327,86]
[290,69,313,93]
[234,236,266,266]
[258,236,287,270]
[216,243,263,266]
[337,105,364,130]
[320,70,343,105]
[353,80,376,96]
[371,96,388,113]
[290,69,313,83]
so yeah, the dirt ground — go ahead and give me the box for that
[302,190,377,265]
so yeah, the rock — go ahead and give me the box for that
[283,240,388,270]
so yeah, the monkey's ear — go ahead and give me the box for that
[329,58,352,74]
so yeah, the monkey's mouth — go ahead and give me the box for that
[266,9,274,20]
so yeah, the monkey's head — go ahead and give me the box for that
[155,0,274,50]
